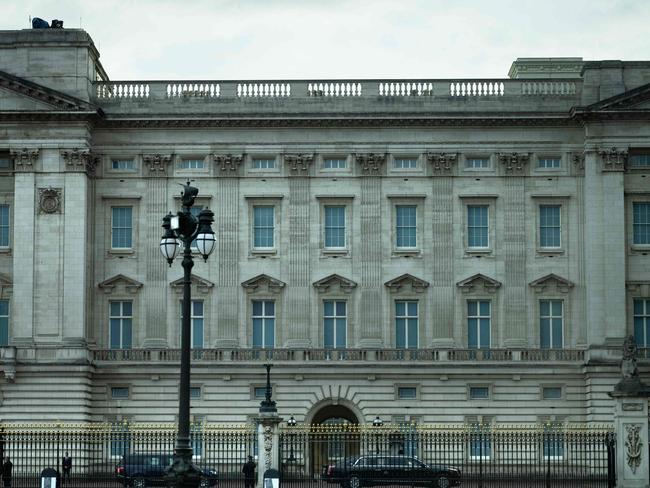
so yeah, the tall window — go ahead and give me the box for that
[394,158,417,169]
[252,158,275,169]
[634,299,650,347]
[468,300,490,348]
[110,422,131,457]
[324,206,346,248]
[467,206,488,248]
[469,424,491,459]
[324,300,346,348]
[180,300,204,349]
[323,158,347,169]
[543,423,565,459]
[540,300,563,349]
[396,301,418,349]
[0,299,8,346]
[110,301,132,349]
[111,207,133,249]
[252,300,275,348]
[253,206,275,248]
[0,205,9,247]
[633,202,650,245]
[540,205,561,248]
[396,206,417,248]
[538,157,561,169]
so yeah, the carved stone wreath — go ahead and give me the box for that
[625,423,643,474]
[38,187,62,214]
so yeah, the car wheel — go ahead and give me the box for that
[434,476,450,488]
[133,476,146,488]
[349,475,361,488]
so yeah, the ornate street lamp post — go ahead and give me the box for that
[160,181,215,488]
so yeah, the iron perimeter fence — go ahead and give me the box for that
[280,423,616,488]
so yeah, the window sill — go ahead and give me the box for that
[465,248,492,257]
[631,245,650,255]
[107,249,136,258]
[0,247,11,255]
[392,249,422,258]
[250,249,277,258]
[536,248,565,257]
[321,249,349,258]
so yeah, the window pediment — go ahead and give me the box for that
[241,274,285,294]
[313,274,357,293]
[529,273,574,293]
[169,274,214,295]
[98,274,143,294]
[456,273,501,294]
[384,274,430,293]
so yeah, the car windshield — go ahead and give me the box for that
[125,454,172,466]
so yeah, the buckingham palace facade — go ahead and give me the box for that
[0,28,649,427]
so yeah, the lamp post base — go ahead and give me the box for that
[165,447,202,488]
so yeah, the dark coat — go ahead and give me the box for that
[2,459,12,479]
[62,456,72,470]
[242,460,256,479]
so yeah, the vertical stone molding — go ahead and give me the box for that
[213,154,244,173]
[215,178,240,347]
[10,148,39,171]
[355,153,385,174]
[431,176,455,346]
[599,147,628,172]
[285,176,311,346]
[427,152,457,175]
[143,154,172,175]
[498,152,529,175]
[285,154,314,174]
[61,148,99,175]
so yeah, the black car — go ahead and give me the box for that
[324,455,461,488]
[115,453,218,487]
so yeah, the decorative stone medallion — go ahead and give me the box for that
[625,423,643,474]
[38,187,62,214]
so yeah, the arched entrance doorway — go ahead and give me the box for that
[307,403,361,479]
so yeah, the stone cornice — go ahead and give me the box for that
[385,274,430,293]
[241,274,286,294]
[98,274,143,294]
[456,273,502,294]
[313,274,358,293]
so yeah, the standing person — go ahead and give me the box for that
[242,455,256,488]
[62,452,72,484]
[2,456,12,488]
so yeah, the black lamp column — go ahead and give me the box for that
[160,182,215,488]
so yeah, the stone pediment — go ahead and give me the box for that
[384,274,430,293]
[98,274,143,294]
[529,273,574,293]
[313,274,357,293]
[456,273,502,294]
[241,274,286,294]
[0,70,94,112]
[573,82,650,119]
[169,274,215,295]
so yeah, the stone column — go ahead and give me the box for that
[143,154,172,347]
[500,153,528,347]
[284,155,312,347]
[354,154,385,348]
[429,153,456,346]
[257,414,282,488]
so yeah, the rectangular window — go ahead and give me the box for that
[0,300,8,346]
[323,158,347,169]
[396,301,418,349]
[324,206,346,248]
[540,300,563,349]
[538,157,561,169]
[543,424,565,459]
[634,298,650,347]
[111,387,130,399]
[323,300,346,348]
[109,301,133,349]
[253,206,275,248]
[252,158,275,169]
[180,300,204,349]
[253,386,267,399]
[0,153,10,169]
[397,387,417,399]
[191,422,204,457]
[179,159,204,170]
[111,159,135,170]
[190,386,202,399]
[469,425,491,459]
[469,386,490,400]
[252,300,275,348]
[394,158,417,169]
[542,387,563,400]
[467,206,489,248]
[630,153,650,168]
[110,423,131,457]
[468,300,490,349]
[111,207,133,249]
[540,205,561,248]
[0,205,9,247]
[466,157,490,169]
[396,205,417,248]
[633,202,650,245]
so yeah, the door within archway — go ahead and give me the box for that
[309,404,360,479]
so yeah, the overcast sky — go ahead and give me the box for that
[2,0,649,80]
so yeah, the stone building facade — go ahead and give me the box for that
[0,29,649,427]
